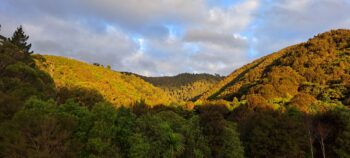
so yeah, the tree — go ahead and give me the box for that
[220,123,245,158]
[128,133,150,158]
[182,115,211,158]
[315,122,330,158]
[0,24,5,41]
[333,109,350,157]
[85,102,121,157]
[241,111,308,158]
[114,107,136,157]
[9,25,33,54]
[134,111,187,157]
[0,98,80,158]
[160,122,185,158]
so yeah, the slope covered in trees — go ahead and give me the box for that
[1,25,350,158]
[34,55,173,107]
[200,29,350,111]
[125,73,223,102]
[0,26,245,158]
[197,29,350,158]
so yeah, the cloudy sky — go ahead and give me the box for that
[1,0,350,76]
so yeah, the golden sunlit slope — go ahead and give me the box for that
[34,55,172,106]
[124,72,224,102]
[199,48,287,100]
[199,29,350,110]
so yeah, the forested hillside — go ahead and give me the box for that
[1,26,350,158]
[198,29,350,157]
[201,29,350,109]
[35,55,173,107]
[125,73,223,101]
[0,26,246,158]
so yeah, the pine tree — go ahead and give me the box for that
[0,24,5,41]
[9,25,33,54]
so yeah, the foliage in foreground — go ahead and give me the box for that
[1,26,350,158]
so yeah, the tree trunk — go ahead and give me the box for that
[308,128,314,158]
[320,137,326,158]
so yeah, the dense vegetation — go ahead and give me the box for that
[0,26,244,158]
[197,29,350,157]
[125,73,223,102]
[200,29,350,108]
[34,55,172,107]
[0,26,350,158]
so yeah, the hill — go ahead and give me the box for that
[123,72,224,101]
[200,29,350,111]
[2,26,350,158]
[34,55,172,107]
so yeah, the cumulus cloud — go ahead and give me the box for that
[184,30,247,48]
[206,0,259,32]
[251,0,350,56]
[1,0,349,76]
[0,12,139,71]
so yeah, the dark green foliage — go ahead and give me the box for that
[199,105,244,158]
[182,116,211,158]
[9,25,33,54]
[332,109,350,157]
[0,27,55,122]
[56,86,105,109]
[128,133,150,158]
[0,98,80,158]
[85,102,121,157]
[309,108,350,158]
[114,107,136,157]
[134,112,186,157]
[241,110,308,158]
[221,122,244,158]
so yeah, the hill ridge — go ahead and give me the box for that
[34,55,173,106]
[199,29,350,110]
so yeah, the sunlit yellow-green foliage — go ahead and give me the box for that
[34,55,172,107]
[200,29,350,113]
[137,73,223,102]
[164,80,219,102]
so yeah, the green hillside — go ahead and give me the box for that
[200,29,350,112]
[127,73,223,102]
[34,55,172,107]
[1,26,350,158]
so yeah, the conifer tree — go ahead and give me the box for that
[0,24,5,41]
[9,25,33,54]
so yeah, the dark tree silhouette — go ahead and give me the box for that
[9,25,33,54]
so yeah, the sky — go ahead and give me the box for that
[1,0,350,76]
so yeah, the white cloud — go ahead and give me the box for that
[251,0,350,56]
[0,0,260,76]
[206,0,259,32]
[1,0,349,76]
[184,30,247,48]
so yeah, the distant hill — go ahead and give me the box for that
[200,29,350,111]
[123,72,224,101]
[34,55,172,106]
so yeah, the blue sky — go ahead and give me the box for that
[1,0,350,76]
